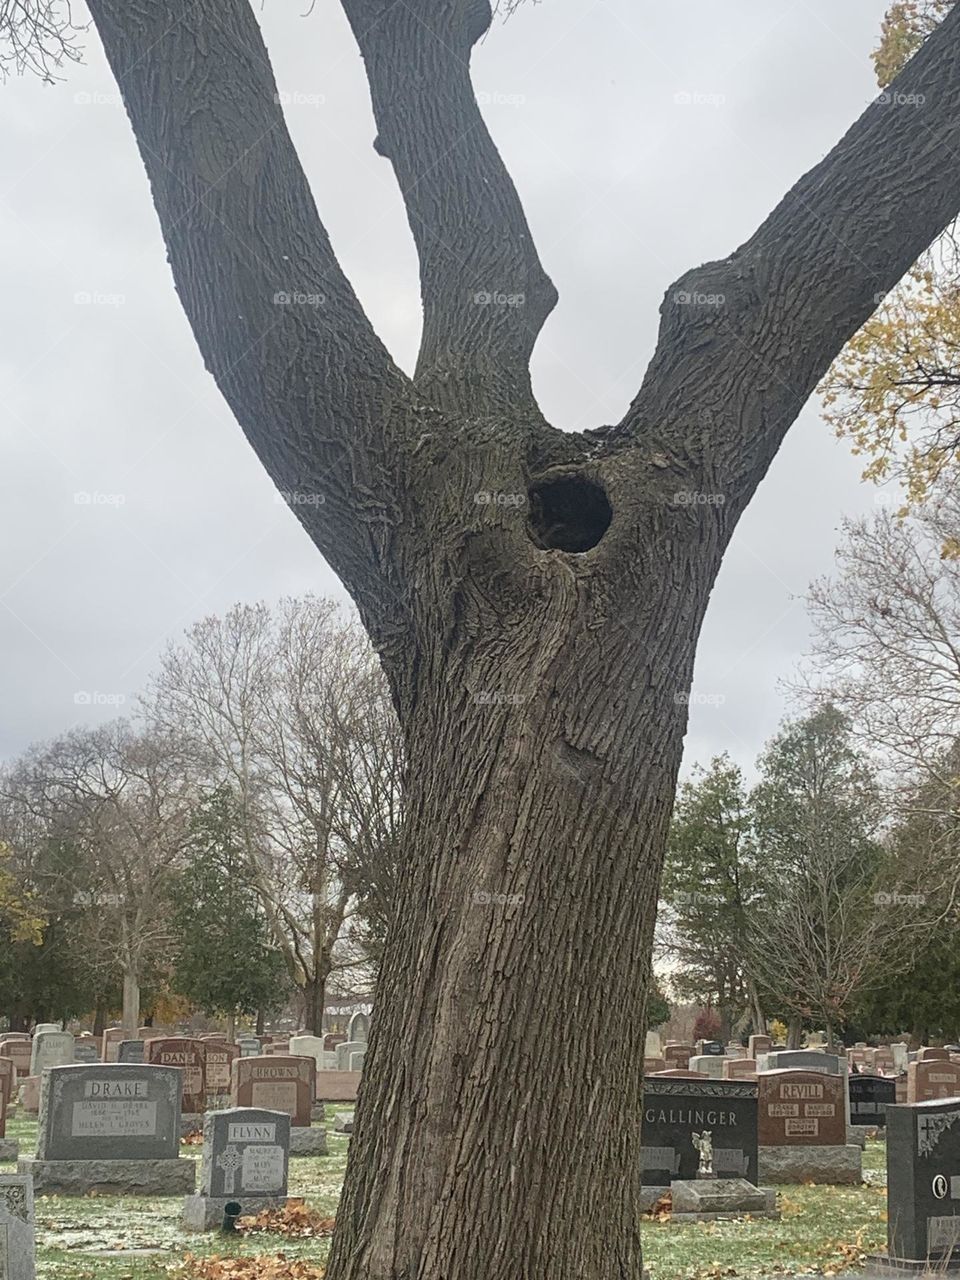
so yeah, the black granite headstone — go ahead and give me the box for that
[850,1073,896,1128]
[641,1077,758,1186]
[887,1099,960,1263]
[702,1041,725,1056]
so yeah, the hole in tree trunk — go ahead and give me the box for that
[527,473,612,553]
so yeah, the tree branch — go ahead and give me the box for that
[617,4,960,508]
[85,0,413,617]
[341,0,558,417]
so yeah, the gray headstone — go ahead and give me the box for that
[346,1012,369,1044]
[200,1108,291,1198]
[348,1050,366,1073]
[29,1032,74,1077]
[237,1038,261,1058]
[72,1042,100,1064]
[37,1064,183,1161]
[0,1175,35,1280]
[118,1041,145,1064]
[335,1041,365,1072]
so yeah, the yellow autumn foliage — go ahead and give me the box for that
[0,841,45,946]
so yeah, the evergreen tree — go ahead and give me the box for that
[169,787,290,1022]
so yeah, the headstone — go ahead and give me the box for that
[349,1050,366,1073]
[204,1044,239,1102]
[722,1057,758,1080]
[724,1043,748,1059]
[644,1057,667,1074]
[873,1047,896,1076]
[748,1035,772,1058]
[72,1040,100,1065]
[346,1012,369,1044]
[17,1064,196,1195]
[0,1070,15,1162]
[663,1044,693,1072]
[237,1038,261,1058]
[644,1030,662,1058]
[182,1107,292,1231]
[0,1174,35,1280]
[28,1031,74,1077]
[0,1044,30,1082]
[891,1043,909,1072]
[757,1069,860,1185]
[17,1080,38,1116]
[884,1098,960,1266]
[100,1029,125,1063]
[907,1057,960,1104]
[118,1041,145,1064]
[918,1047,952,1062]
[756,1050,851,1125]
[640,1077,759,1189]
[289,1035,324,1073]
[849,1073,896,1128]
[145,1039,207,1116]
[335,1041,366,1072]
[758,1069,846,1146]
[32,1025,59,1036]
[232,1056,313,1127]
[688,1055,725,1079]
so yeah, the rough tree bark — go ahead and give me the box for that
[81,1,960,1275]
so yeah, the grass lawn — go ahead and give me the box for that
[1,1108,890,1280]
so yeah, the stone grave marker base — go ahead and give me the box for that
[182,1192,288,1232]
[18,1156,196,1196]
[333,1112,354,1134]
[758,1144,862,1184]
[0,1139,19,1161]
[670,1178,780,1221]
[866,1256,960,1276]
[289,1127,327,1157]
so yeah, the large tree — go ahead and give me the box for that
[13,0,960,1274]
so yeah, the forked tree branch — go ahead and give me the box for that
[617,3,960,507]
[341,0,558,418]
[85,0,414,620]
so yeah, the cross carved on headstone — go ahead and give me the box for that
[216,1145,243,1195]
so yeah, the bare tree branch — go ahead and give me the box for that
[341,0,558,418]
[85,0,415,619]
[616,6,960,512]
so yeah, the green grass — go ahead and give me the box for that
[1,1109,891,1280]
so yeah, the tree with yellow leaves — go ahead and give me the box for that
[0,840,44,947]
[823,1,960,510]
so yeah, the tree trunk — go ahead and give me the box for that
[303,977,325,1037]
[92,1002,106,1039]
[226,1013,236,1044]
[256,1008,265,1037]
[122,972,140,1037]
[787,1017,803,1050]
[327,594,699,1279]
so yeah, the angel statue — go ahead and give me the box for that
[692,1130,713,1177]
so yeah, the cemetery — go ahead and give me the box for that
[4,0,960,1278]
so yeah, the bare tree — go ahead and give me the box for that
[19,0,960,1270]
[3,722,194,1033]
[147,597,402,1031]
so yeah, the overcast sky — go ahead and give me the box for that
[0,0,894,778]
